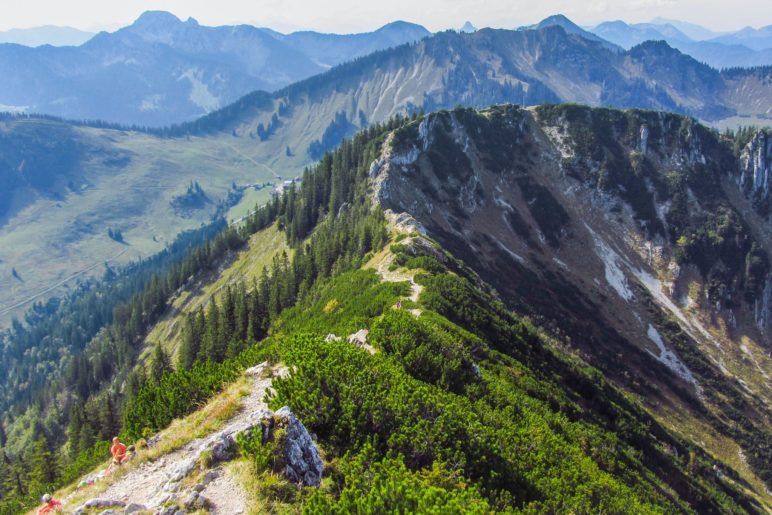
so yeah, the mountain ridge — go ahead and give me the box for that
[3,104,769,514]
[0,12,431,126]
[591,19,772,69]
[1,23,770,328]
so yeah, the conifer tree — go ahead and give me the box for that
[99,395,120,440]
[29,437,58,488]
[149,344,171,385]
[233,283,248,343]
[200,299,220,361]
[66,404,84,456]
[218,286,235,356]
[177,312,200,370]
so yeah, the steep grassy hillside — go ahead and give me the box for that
[0,117,276,327]
[141,224,290,361]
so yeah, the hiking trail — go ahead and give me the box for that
[62,363,287,514]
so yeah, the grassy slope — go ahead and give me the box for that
[0,127,277,327]
[141,223,290,363]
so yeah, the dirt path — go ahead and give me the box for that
[72,363,285,513]
[375,248,423,313]
[202,468,248,514]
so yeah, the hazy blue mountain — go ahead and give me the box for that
[0,25,94,47]
[672,40,772,68]
[591,19,772,68]
[522,14,621,51]
[649,17,726,41]
[269,20,430,68]
[0,12,430,126]
[459,21,477,33]
[710,25,772,51]
[592,20,691,48]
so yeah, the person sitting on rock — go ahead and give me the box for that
[110,436,129,464]
[37,494,62,514]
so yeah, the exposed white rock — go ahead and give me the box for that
[646,325,697,384]
[390,146,420,166]
[369,157,385,177]
[496,241,526,265]
[589,230,634,302]
[418,116,434,150]
[640,124,649,154]
[738,130,770,200]
[754,277,772,338]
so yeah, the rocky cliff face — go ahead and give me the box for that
[738,130,771,213]
[370,104,771,487]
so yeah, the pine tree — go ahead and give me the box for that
[218,286,235,356]
[149,344,171,385]
[99,395,120,440]
[177,312,200,370]
[29,437,58,489]
[233,283,248,343]
[6,454,27,497]
[125,368,146,404]
[66,403,84,456]
[200,299,220,361]
[77,417,96,458]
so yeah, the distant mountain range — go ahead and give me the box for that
[589,19,772,68]
[0,11,430,126]
[0,12,769,126]
[0,25,95,47]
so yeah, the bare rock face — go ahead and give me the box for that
[739,130,771,208]
[262,406,324,487]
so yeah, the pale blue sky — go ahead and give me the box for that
[0,0,768,33]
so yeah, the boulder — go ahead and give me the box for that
[168,458,196,482]
[269,406,324,487]
[124,504,146,514]
[211,433,237,462]
[347,329,369,345]
[201,469,219,484]
[184,491,200,509]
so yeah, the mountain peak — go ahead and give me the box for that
[460,21,477,33]
[132,11,183,30]
[376,20,430,34]
[535,14,579,30]
[526,14,620,51]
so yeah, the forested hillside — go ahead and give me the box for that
[0,115,400,513]
[1,106,769,513]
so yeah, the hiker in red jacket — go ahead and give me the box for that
[110,436,128,464]
[37,494,62,514]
